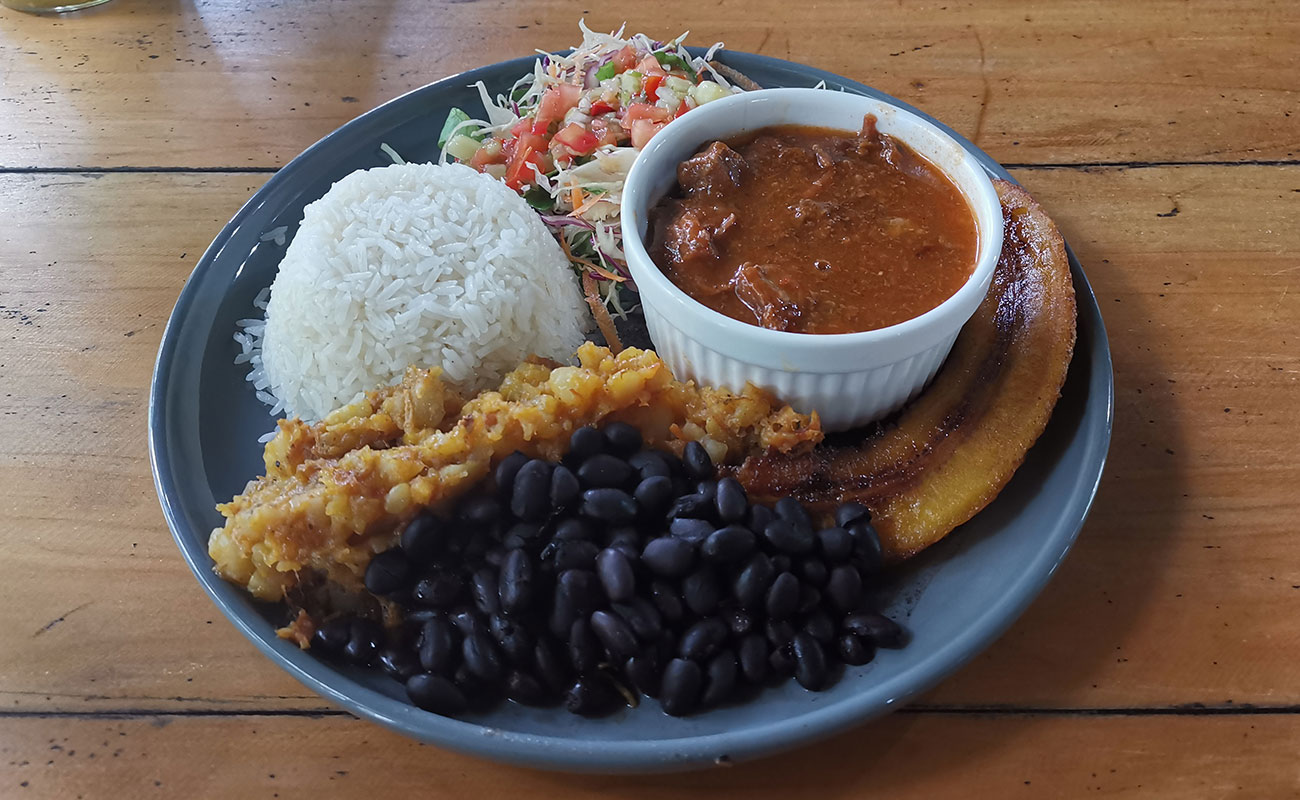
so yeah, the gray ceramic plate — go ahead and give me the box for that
[149,50,1113,773]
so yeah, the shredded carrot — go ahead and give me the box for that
[559,234,626,283]
[582,273,622,354]
[570,185,585,210]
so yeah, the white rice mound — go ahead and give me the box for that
[234,162,591,422]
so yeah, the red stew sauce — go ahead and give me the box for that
[647,117,978,334]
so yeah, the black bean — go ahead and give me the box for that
[768,644,795,678]
[765,571,800,619]
[406,673,468,715]
[624,654,661,698]
[552,518,594,542]
[668,491,714,521]
[701,650,738,708]
[596,547,635,603]
[649,580,684,623]
[791,632,829,691]
[549,581,577,639]
[682,440,714,481]
[603,421,643,456]
[565,676,622,716]
[641,536,695,578]
[488,613,533,665]
[838,633,875,666]
[660,658,704,716]
[343,618,382,666]
[577,453,634,489]
[669,517,713,544]
[557,569,603,615]
[682,568,722,616]
[633,475,674,518]
[849,521,884,574]
[771,554,793,573]
[458,494,501,529]
[312,616,351,653]
[714,477,749,524]
[402,608,442,626]
[483,547,507,568]
[826,565,863,612]
[628,450,671,480]
[505,670,551,706]
[462,628,505,683]
[802,609,835,644]
[798,584,823,615]
[737,634,769,684]
[533,637,571,693]
[450,606,482,636]
[364,549,411,595]
[817,527,854,563]
[723,606,754,637]
[568,618,602,674]
[702,524,755,563]
[607,528,642,560]
[494,451,529,497]
[550,464,581,511]
[400,511,444,565]
[451,663,489,699]
[580,488,639,524]
[799,557,829,587]
[763,519,815,555]
[413,569,465,606]
[765,618,796,649]
[835,501,872,528]
[470,567,501,616]
[498,550,534,614]
[842,612,906,648]
[417,615,457,674]
[734,552,775,608]
[747,504,775,536]
[679,617,727,661]
[550,539,600,572]
[506,521,545,544]
[378,647,421,682]
[590,610,639,662]
[612,597,663,641]
[511,459,553,522]
[568,425,605,462]
[774,497,814,535]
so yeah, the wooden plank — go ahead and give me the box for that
[0,0,1296,168]
[0,165,1296,714]
[1,712,1298,797]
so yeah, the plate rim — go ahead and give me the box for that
[148,48,1114,773]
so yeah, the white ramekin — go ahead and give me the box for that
[620,87,1003,431]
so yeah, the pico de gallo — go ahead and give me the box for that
[435,23,746,342]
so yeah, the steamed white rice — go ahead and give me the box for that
[234,162,590,421]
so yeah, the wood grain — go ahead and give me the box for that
[0,165,1295,714]
[2,713,1299,797]
[0,0,1296,169]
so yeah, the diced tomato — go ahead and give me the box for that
[674,100,693,119]
[630,118,666,149]
[613,45,638,72]
[637,55,666,76]
[504,132,547,190]
[591,117,625,147]
[643,74,664,99]
[624,102,671,125]
[468,144,506,170]
[532,84,582,136]
[552,122,600,156]
[589,100,615,116]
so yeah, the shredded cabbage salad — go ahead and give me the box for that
[437,22,746,324]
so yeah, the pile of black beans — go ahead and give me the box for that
[310,422,905,718]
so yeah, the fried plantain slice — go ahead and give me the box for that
[733,180,1077,559]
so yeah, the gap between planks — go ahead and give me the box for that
[0,159,1298,176]
[5,704,1300,721]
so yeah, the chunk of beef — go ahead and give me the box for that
[654,201,737,265]
[677,141,747,198]
[732,262,803,332]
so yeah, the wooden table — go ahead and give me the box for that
[2,0,1297,795]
